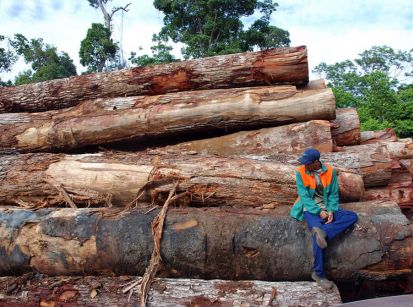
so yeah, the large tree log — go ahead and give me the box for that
[247,143,391,188]
[0,201,411,281]
[361,128,397,144]
[336,143,393,187]
[331,108,360,147]
[0,46,309,113]
[0,276,342,306]
[0,86,335,153]
[163,120,333,156]
[0,152,362,208]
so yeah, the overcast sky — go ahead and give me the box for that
[1,0,412,80]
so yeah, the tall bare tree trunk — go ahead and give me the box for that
[0,152,362,208]
[0,86,335,153]
[0,201,411,281]
[0,46,309,113]
[0,276,342,306]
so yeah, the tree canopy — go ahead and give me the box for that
[314,46,413,137]
[9,34,77,85]
[79,23,118,73]
[153,0,290,59]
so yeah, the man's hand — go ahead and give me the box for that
[325,212,334,224]
[319,210,328,219]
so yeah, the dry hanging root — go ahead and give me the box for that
[122,182,188,306]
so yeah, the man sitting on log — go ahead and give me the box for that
[290,148,358,289]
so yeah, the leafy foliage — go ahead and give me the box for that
[129,34,178,67]
[79,23,118,73]
[0,35,17,73]
[314,46,413,137]
[152,0,290,59]
[10,34,77,85]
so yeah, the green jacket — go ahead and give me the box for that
[290,162,339,221]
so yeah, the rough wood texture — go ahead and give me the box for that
[383,141,413,159]
[251,143,391,188]
[0,201,411,281]
[0,276,342,307]
[0,86,335,153]
[0,152,361,208]
[331,108,360,147]
[0,46,309,113]
[337,143,393,187]
[362,159,413,208]
[361,128,397,144]
[163,120,333,156]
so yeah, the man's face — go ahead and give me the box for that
[305,160,321,172]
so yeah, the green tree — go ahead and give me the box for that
[129,34,178,67]
[10,34,77,85]
[313,46,413,137]
[0,35,17,85]
[153,0,290,59]
[79,23,118,73]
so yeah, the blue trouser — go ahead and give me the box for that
[303,209,358,277]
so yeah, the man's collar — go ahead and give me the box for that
[305,162,327,174]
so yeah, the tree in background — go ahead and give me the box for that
[314,46,413,137]
[151,0,290,60]
[9,34,77,85]
[0,35,17,86]
[129,34,178,67]
[79,23,118,73]
[86,0,131,69]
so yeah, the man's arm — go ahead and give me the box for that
[295,171,322,215]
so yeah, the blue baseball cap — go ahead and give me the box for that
[298,148,320,165]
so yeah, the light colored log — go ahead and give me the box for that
[0,201,411,281]
[361,128,397,144]
[0,46,309,113]
[163,120,333,156]
[0,276,342,306]
[0,86,336,153]
[331,108,360,146]
[0,152,361,208]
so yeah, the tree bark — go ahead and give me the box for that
[362,159,413,208]
[331,108,360,147]
[0,86,335,153]
[0,276,342,306]
[361,128,397,144]
[335,143,393,187]
[0,46,309,113]
[0,152,362,208]
[162,120,333,156]
[0,201,411,281]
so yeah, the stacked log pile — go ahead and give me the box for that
[0,46,412,305]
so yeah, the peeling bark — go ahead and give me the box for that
[0,276,342,306]
[162,120,333,156]
[331,108,360,147]
[0,86,335,153]
[0,201,411,281]
[0,46,309,113]
[0,152,361,208]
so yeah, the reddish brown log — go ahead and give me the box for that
[361,128,397,144]
[0,201,411,281]
[0,46,309,113]
[331,108,361,147]
[0,86,336,153]
[0,276,342,306]
[383,141,413,160]
[337,143,393,187]
[362,159,413,208]
[0,152,362,208]
[163,120,333,156]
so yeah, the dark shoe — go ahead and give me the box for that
[312,272,333,290]
[312,227,327,249]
